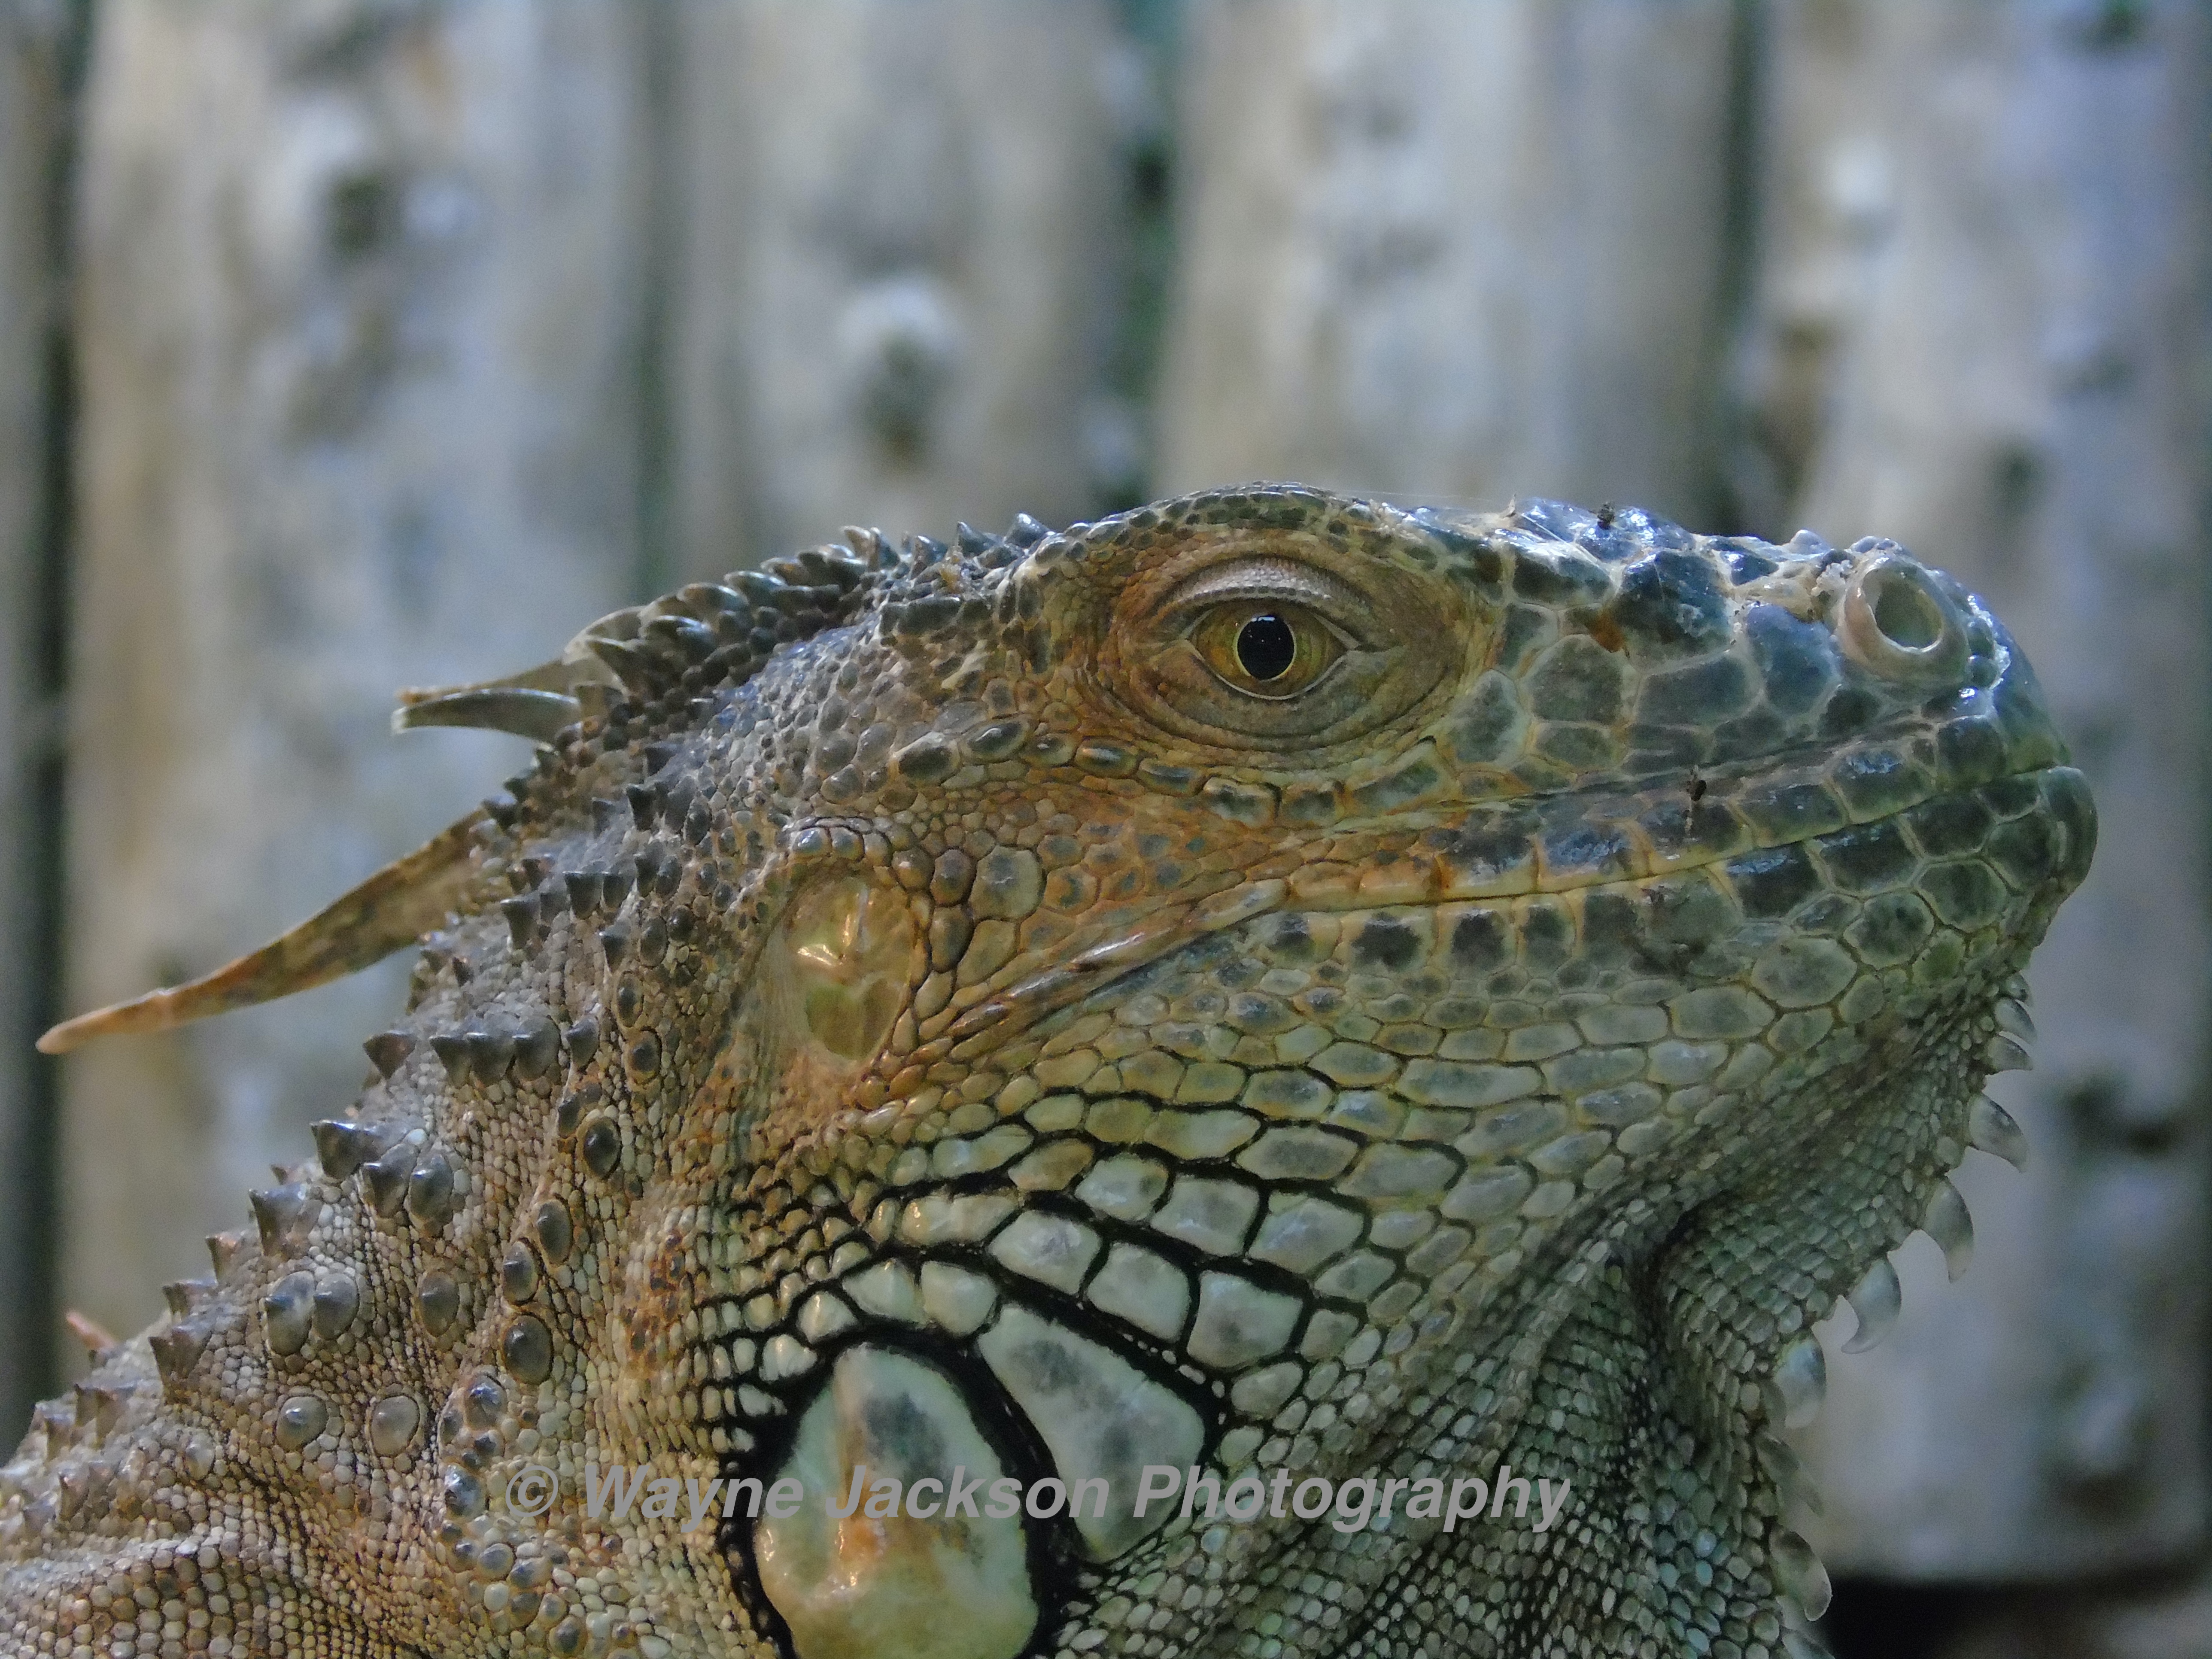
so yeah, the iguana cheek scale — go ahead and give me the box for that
[3,486,2091,1659]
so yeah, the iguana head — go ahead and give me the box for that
[6,486,2092,1659]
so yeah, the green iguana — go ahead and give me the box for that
[1,486,2091,1658]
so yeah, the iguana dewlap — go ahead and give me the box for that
[2,486,2092,1658]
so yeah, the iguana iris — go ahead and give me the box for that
[1,486,2092,1658]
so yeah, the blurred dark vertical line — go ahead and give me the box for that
[634,0,681,600]
[1097,0,1181,513]
[3,0,91,1446]
[1710,0,1768,537]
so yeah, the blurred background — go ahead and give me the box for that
[0,2,2205,1653]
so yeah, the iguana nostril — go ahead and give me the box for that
[1871,571,1942,648]
[1839,556,1968,684]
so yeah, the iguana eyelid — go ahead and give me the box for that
[1157,556,1379,647]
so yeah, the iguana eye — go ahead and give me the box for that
[1190,601,1342,698]
[1103,547,1462,749]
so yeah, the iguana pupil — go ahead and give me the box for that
[1235,613,1297,681]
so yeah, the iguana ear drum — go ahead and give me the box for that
[760,874,919,1131]
[772,876,916,1063]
